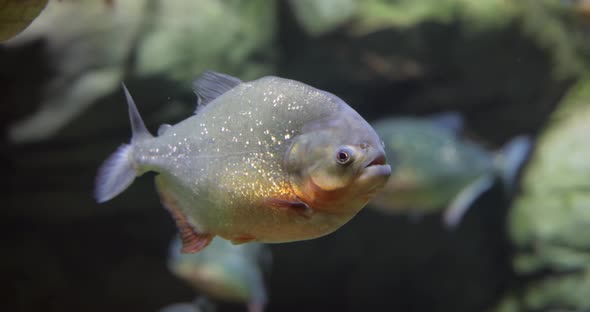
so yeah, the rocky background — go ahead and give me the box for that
[3,0,590,311]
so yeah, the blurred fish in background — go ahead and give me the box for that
[4,0,275,143]
[161,237,271,312]
[4,0,145,142]
[159,301,204,312]
[369,113,532,227]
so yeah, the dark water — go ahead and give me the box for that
[2,1,576,311]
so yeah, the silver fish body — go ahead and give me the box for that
[96,71,391,252]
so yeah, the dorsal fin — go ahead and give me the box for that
[429,111,464,133]
[192,71,242,113]
[122,83,152,143]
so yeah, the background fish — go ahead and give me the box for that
[159,300,206,312]
[369,113,532,227]
[95,71,391,253]
[165,237,271,312]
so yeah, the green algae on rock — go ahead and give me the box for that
[6,0,276,143]
[503,76,590,311]
[135,0,276,82]
[287,0,358,36]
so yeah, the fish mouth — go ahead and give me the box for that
[365,154,386,167]
[361,153,391,180]
[357,156,392,200]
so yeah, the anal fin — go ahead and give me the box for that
[157,181,213,253]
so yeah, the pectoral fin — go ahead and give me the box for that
[156,180,213,253]
[265,198,314,219]
[443,173,495,228]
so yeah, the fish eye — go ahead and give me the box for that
[335,146,354,165]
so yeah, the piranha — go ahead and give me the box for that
[95,71,391,253]
[166,237,271,312]
[369,113,531,228]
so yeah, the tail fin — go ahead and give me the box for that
[95,144,136,202]
[494,135,533,194]
[94,84,153,203]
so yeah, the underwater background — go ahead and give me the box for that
[3,0,590,311]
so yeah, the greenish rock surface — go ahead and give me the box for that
[282,0,590,144]
[287,0,357,36]
[135,0,276,81]
[290,0,590,79]
[501,77,590,311]
[496,266,590,311]
[353,0,517,34]
[5,0,276,143]
[5,0,145,142]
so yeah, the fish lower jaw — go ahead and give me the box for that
[355,164,391,196]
